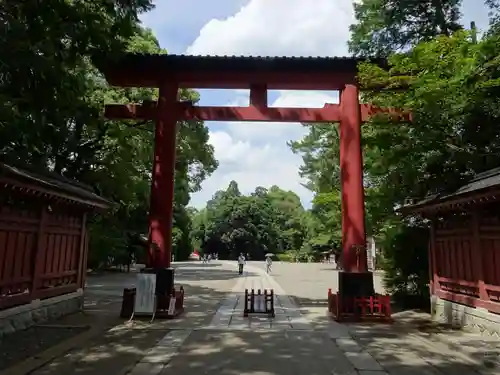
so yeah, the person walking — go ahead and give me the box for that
[265,256,273,274]
[237,253,246,275]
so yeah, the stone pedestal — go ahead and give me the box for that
[338,271,375,298]
[142,267,175,296]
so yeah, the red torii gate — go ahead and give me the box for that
[97,54,407,298]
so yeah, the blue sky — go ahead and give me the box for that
[139,0,491,209]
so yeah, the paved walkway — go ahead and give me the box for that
[206,264,311,331]
[127,264,361,375]
[9,261,500,375]
[125,262,499,375]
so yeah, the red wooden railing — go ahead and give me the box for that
[327,289,392,322]
[0,204,87,310]
[431,210,500,314]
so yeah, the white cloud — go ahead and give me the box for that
[186,0,354,208]
[199,130,311,204]
[186,0,354,57]
[209,131,252,163]
[190,91,338,208]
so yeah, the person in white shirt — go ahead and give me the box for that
[265,256,272,274]
[237,253,246,274]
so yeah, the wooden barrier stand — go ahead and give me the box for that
[119,272,185,322]
[244,289,275,317]
[327,288,392,323]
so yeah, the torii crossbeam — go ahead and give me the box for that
[95,54,409,300]
[105,100,406,123]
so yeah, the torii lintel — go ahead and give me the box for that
[105,101,411,123]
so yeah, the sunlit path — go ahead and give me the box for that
[117,262,491,375]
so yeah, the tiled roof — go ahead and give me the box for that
[94,53,388,74]
[0,163,111,209]
[402,167,500,213]
[454,167,500,195]
[94,53,390,90]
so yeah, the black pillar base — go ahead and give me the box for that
[142,267,175,296]
[338,271,375,298]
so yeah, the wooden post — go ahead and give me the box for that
[76,212,87,289]
[429,219,438,295]
[249,84,267,107]
[244,289,249,316]
[339,85,368,273]
[148,83,179,269]
[81,229,89,290]
[32,205,48,294]
[472,210,488,301]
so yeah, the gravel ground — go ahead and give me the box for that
[0,325,89,370]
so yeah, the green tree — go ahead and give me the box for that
[191,182,308,260]
[379,221,430,307]
[348,0,463,56]
[0,3,217,268]
[0,0,153,168]
[266,186,307,252]
[292,29,500,297]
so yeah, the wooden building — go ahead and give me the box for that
[0,163,109,334]
[403,167,500,334]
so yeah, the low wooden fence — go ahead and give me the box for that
[243,288,275,317]
[327,289,392,322]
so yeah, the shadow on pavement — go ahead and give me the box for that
[173,262,258,282]
[1,264,239,375]
[345,323,499,374]
[176,269,257,282]
[173,262,222,268]
[4,263,499,375]
[291,294,498,374]
[25,281,237,375]
[163,329,357,375]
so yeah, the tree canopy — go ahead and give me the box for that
[348,0,463,56]
[0,2,216,269]
[191,182,309,261]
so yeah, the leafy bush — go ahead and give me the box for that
[380,222,430,309]
[277,252,295,262]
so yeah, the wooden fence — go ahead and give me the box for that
[0,203,87,310]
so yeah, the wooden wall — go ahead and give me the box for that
[0,202,87,310]
[431,206,500,314]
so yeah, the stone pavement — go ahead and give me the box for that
[8,261,500,375]
[205,264,311,331]
[126,263,365,375]
[13,262,239,375]
[125,262,500,375]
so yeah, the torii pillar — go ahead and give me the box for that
[338,84,374,298]
[145,83,179,294]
